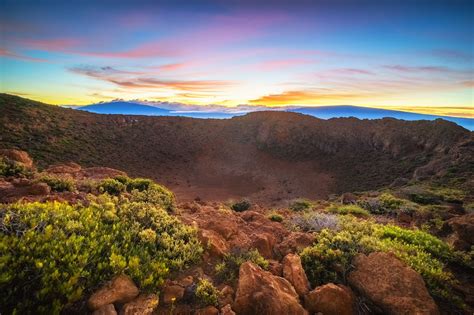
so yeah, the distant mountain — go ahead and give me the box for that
[289,106,473,131]
[78,101,172,116]
[75,101,473,130]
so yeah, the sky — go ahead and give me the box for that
[1,0,473,118]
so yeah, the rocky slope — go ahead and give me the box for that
[1,93,472,204]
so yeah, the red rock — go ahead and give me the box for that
[275,232,315,257]
[0,149,33,167]
[88,275,139,310]
[27,182,51,195]
[162,283,185,304]
[220,304,236,315]
[219,285,234,307]
[81,167,126,180]
[447,213,474,250]
[304,283,355,315]
[92,304,117,315]
[198,229,229,258]
[120,294,159,315]
[194,306,219,315]
[234,262,307,315]
[250,232,276,259]
[282,253,310,297]
[46,162,82,175]
[348,252,439,315]
[267,259,283,277]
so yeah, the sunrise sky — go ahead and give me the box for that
[1,0,473,117]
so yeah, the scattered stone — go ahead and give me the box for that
[27,182,51,195]
[304,283,355,315]
[447,213,474,251]
[282,253,310,297]
[162,283,185,304]
[92,304,117,315]
[275,232,315,257]
[197,229,229,258]
[348,252,439,315]
[267,259,283,277]
[220,304,236,315]
[250,232,276,258]
[88,275,139,310]
[341,193,357,204]
[219,285,234,307]
[194,306,219,315]
[120,294,159,315]
[177,275,194,288]
[234,262,307,315]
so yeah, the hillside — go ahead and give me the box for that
[0,93,472,204]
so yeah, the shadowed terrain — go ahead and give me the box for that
[1,93,472,204]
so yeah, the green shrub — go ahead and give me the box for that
[215,249,268,282]
[129,183,175,212]
[0,157,30,177]
[290,199,313,212]
[0,195,202,314]
[37,176,75,192]
[114,176,154,192]
[327,204,369,217]
[230,200,251,212]
[98,178,126,195]
[300,217,470,308]
[357,193,419,215]
[268,212,283,222]
[195,279,219,307]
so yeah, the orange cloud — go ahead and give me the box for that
[250,90,372,105]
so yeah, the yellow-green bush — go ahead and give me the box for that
[0,157,31,178]
[300,216,471,308]
[289,199,313,212]
[0,195,202,314]
[195,279,219,307]
[327,204,369,217]
[37,175,75,192]
[215,249,268,282]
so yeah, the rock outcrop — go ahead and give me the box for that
[304,283,355,315]
[0,149,33,168]
[282,253,310,297]
[233,262,307,315]
[88,275,139,310]
[447,213,474,251]
[348,252,439,315]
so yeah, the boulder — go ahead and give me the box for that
[198,229,229,258]
[0,149,33,167]
[275,232,315,257]
[250,232,276,258]
[233,262,307,315]
[304,283,355,315]
[341,193,358,204]
[81,167,126,180]
[92,304,117,315]
[88,275,139,310]
[120,294,159,315]
[219,285,234,307]
[27,182,51,195]
[348,252,439,315]
[194,306,219,315]
[220,304,236,315]
[282,254,310,297]
[162,283,185,304]
[46,162,82,175]
[447,213,474,250]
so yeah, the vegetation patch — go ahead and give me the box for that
[37,175,75,192]
[357,193,419,216]
[327,204,370,217]
[300,216,472,308]
[268,212,283,222]
[195,279,219,307]
[230,200,251,212]
[0,157,31,178]
[289,212,339,232]
[289,199,313,212]
[0,195,202,314]
[215,249,268,282]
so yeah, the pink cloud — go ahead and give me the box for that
[256,58,314,71]
[0,48,47,62]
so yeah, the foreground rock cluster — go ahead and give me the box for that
[1,149,472,314]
